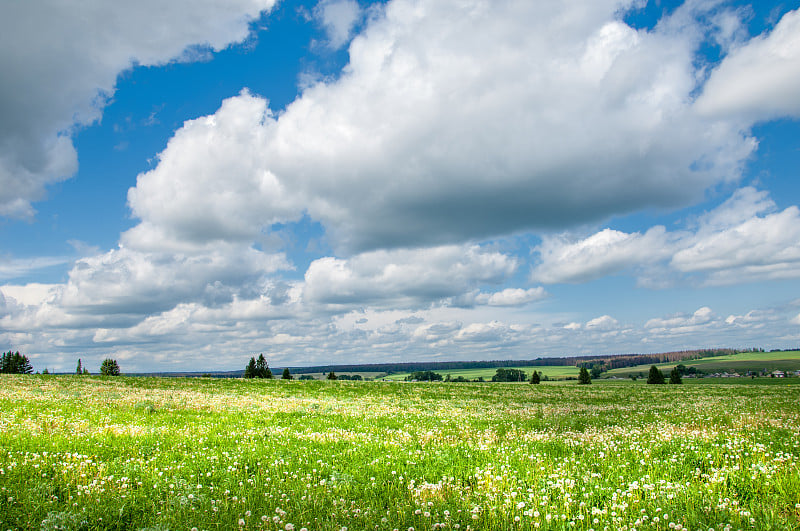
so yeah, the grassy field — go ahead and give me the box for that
[605,351,800,378]
[382,365,581,381]
[1,376,799,530]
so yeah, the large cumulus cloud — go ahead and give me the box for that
[0,0,276,218]
[125,0,759,254]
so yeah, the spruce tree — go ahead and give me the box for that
[669,367,683,384]
[282,367,292,380]
[100,359,120,376]
[578,366,591,385]
[529,370,540,384]
[327,371,337,380]
[76,359,82,375]
[1,351,33,374]
[244,357,257,378]
[255,354,272,379]
[647,365,665,384]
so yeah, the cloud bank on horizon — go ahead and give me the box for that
[1,0,800,372]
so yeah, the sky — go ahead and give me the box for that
[1,0,800,373]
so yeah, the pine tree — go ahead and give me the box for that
[669,367,683,384]
[76,359,83,375]
[100,358,120,376]
[578,367,592,385]
[529,370,540,384]
[647,365,665,384]
[282,367,292,380]
[244,357,257,378]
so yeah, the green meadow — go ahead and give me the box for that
[605,351,800,378]
[381,365,581,381]
[1,375,799,530]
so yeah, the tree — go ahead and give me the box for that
[282,367,292,380]
[1,351,33,374]
[244,357,257,378]
[76,359,83,375]
[100,359,120,376]
[529,370,540,384]
[327,371,338,380]
[647,365,665,384]
[255,354,272,379]
[669,367,683,384]
[578,367,591,385]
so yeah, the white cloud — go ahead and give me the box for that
[532,187,800,287]
[792,313,800,326]
[478,287,548,307]
[696,8,800,121]
[671,191,800,284]
[0,244,290,333]
[586,315,618,330]
[532,227,673,284]
[0,0,276,218]
[123,0,757,254]
[124,92,301,252]
[645,307,715,332]
[303,245,517,308]
[0,256,70,281]
[314,0,363,49]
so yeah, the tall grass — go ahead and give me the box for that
[1,375,798,530]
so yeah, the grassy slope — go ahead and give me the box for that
[605,350,800,377]
[382,365,582,381]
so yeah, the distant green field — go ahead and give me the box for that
[605,350,800,378]
[383,364,581,381]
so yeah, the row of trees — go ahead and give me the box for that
[2,352,123,376]
[1,351,33,374]
[646,365,682,384]
[244,354,294,379]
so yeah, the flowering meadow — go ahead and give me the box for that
[1,376,799,530]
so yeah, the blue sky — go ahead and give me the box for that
[1,0,799,373]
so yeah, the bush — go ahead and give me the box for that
[299,374,315,380]
[492,368,527,382]
[647,365,665,384]
[406,370,443,381]
[100,358,120,376]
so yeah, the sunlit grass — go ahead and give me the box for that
[1,375,799,530]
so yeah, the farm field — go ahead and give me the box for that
[1,376,799,530]
[382,365,580,381]
[605,351,800,378]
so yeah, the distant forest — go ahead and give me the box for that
[286,348,743,375]
[121,348,774,378]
